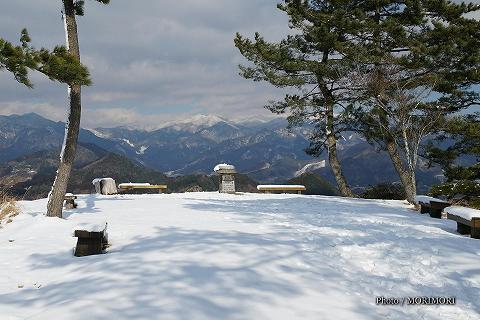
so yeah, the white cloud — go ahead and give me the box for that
[3,0,477,128]
[87,91,138,103]
[0,102,66,122]
[0,0,292,127]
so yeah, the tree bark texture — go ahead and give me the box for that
[325,102,356,198]
[46,0,82,217]
[385,138,417,204]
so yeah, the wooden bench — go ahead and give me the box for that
[118,183,168,194]
[430,200,451,219]
[414,195,450,218]
[257,185,306,194]
[73,222,109,257]
[444,206,480,239]
[64,193,77,209]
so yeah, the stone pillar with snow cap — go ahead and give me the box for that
[214,163,237,194]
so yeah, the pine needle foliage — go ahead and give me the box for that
[427,116,480,208]
[0,29,91,87]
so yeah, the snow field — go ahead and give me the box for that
[0,193,479,320]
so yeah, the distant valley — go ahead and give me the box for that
[0,113,443,198]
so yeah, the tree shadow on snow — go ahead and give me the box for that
[63,194,135,218]
[1,195,479,319]
[179,196,480,317]
[1,227,307,319]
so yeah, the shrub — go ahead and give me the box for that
[0,190,19,225]
[430,180,480,209]
[362,183,406,200]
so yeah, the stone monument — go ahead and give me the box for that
[214,163,237,194]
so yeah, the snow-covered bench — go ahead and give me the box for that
[444,206,480,239]
[257,185,306,194]
[414,195,450,218]
[73,222,109,257]
[118,183,168,194]
[64,193,77,209]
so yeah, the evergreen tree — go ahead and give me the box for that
[1,29,90,88]
[427,116,480,208]
[347,0,480,203]
[46,0,109,218]
[235,0,369,197]
[234,0,479,202]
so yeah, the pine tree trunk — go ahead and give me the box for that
[385,138,417,204]
[46,0,81,218]
[326,103,355,198]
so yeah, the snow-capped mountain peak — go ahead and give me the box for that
[182,114,228,127]
[159,114,236,132]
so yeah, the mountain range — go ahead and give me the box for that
[0,112,443,197]
[0,144,267,199]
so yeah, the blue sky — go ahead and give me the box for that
[0,0,478,128]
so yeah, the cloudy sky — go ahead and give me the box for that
[0,0,291,128]
[1,1,479,129]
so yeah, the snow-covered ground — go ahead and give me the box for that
[0,193,479,320]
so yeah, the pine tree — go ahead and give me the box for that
[1,29,90,88]
[427,116,480,208]
[46,0,110,218]
[347,0,480,204]
[235,0,368,197]
[239,0,480,203]
[235,1,479,200]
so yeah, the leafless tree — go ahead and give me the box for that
[349,62,447,203]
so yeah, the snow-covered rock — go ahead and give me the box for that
[92,178,117,195]
[92,178,115,185]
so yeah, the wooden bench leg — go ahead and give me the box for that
[457,222,471,235]
[420,204,429,214]
[429,208,442,219]
[74,237,103,257]
[65,199,76,209]
[471,218,480,239]
[102,232,109,250]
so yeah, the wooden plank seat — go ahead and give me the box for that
[444,206,480,239]
[64,193,77,209]
[73,222,108,257]
[118,183,168,194]
[414,195,450,218]
[257,185,306,194]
